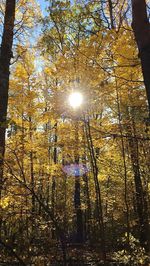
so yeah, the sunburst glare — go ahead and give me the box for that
[68,92,83,108]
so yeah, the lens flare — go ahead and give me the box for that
[69,92,83,108]
[63,163,89,176]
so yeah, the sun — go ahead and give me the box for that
[68,92,83,108]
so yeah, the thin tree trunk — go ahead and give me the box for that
[85,117,106,261]
[74,120,83,243]
[82,126,91,241]
[127,117,150,250]
[29,117,35,215]
[30,151,35,210]
[108,0,115,29]
[115,85,131,265]
[51,122,57,238]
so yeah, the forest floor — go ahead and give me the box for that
[1,242,150,265]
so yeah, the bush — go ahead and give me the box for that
[113,233,148,265]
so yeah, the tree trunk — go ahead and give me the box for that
[0,0,16,196]
[127,124,149,250]
[85,118,106,261]
[132,0,150,114]
[74,120,83,243]
[108,0,115,29]
[82,126,91,241]
[51,122,57,239]
[29,117,35,215]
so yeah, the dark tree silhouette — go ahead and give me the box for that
[0,0,16,196]
[132,0,150,115]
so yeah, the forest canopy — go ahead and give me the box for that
[0,0,150,265]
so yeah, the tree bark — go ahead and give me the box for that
[51,122,57,239]
[108,0,115,29]
[0,0,16,196]
[74,120,83,243]
[85,118,106,261]
[132,0,150,114]
[127,123,150,250]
